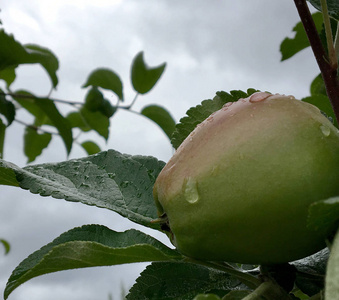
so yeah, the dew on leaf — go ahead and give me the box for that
[107,173,116,179]
[120,181,130,188]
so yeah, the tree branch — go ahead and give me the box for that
[293,0,339,124]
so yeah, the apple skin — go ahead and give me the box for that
[153,92,339,264]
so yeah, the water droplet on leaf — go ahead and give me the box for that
[120,181,129,188]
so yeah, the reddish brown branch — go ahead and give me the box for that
[293,0,339,123]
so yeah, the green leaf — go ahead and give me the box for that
[66,111,90,131]
[4,224,181,299]
[0,30,59,88]
[141,105,176,140]
[0,159,20,186]
[11,90,49,126]
[308,0,339,21]
[24,127,52,163]
[80,107,109,140]
[325,228,339,299]
[310,73,327,96]
[0,119,5,159]
[99,98,116,118]
[127,261,241,300]
[81,140,101,155]
[82,68,123,100]
[0,239,10,255]
[0,91,15,126]
[0,149,165,228]
[0,66,16,88]
[24,44,59,88]
[171,89,258,149]
[84,86,105,111]
[292,249,328,296]
[84,87,116,118]
[308,196,339,236]
[0,29,28,70]
[302,95,338,128]
[131,52,166,94]
[10,91,73,148]
[280,12,323,61]
[33,97,73,154]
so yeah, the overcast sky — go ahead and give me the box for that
[0,1,319,300]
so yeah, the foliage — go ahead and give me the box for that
[1,2,339,300]
[0,28,174,162]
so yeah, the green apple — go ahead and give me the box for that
[153,92,339,264]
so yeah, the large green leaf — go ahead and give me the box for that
[325,228,339,299]
[127,261,242,300]
[0,159,19,186]
[0,30,59,88]
[0,149,165,228]
[4,224,181,299]
[24,127,52,163]
[308,0,339,21]
[141,105,176,140]
[280,13,323,61]
[82,68,123,100]
[171,89,257,149]
[131,52,166,94]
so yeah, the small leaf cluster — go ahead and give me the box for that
[0,29,175,162]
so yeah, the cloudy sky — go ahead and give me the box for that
[0,1,319,300]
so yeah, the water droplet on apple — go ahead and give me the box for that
[249,92,271,103]
[184,177,199,204]
[320,125,331,137]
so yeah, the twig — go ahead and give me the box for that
[14,119,58,135]
[293,0,339,124]
[320,0,337,68]
[1,92,83,107]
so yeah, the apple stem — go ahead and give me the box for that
[293,0,339,124]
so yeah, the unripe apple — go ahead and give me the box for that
[153,92,339,264]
